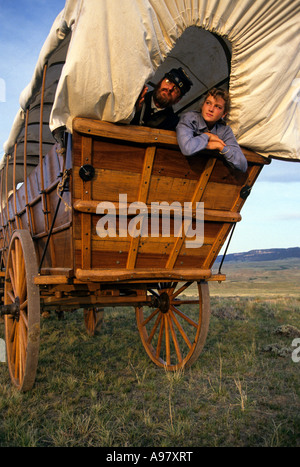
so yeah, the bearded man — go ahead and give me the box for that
[131,67,193,131]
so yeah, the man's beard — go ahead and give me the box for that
[153,88,173,108]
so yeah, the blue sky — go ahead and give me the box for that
[0,1,299,255]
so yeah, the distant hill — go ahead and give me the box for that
[216,247,300,263]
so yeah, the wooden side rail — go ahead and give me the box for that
[75,268,213,283]
[73,117,272,166]
[73,118,178,148]
[73,199,242,223]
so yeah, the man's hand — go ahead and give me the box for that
[135,86,148,112]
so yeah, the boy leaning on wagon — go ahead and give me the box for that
[176,88,248,172]
[131,67,193,131]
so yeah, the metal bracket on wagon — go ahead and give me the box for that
[240,184,252,200]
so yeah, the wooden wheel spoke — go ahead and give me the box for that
[9,319,17,343]
[171,281,193,299]
[14,324,19,378]
[11,248,17,279]
[169,309,192,349]
[171,304,198,328]
[164,314,171,365]
[18,319,27,381]
[19,270,27,303]
[147,313,162,344]
[20,309,29,329]
[10,325,17,370]
[156,316,165,358]
[20,299,28,311]
[142,307,159,327]
[8,267,17,298]
[15,241,21,293]
[167,313,182,363]
[7,290,15,305]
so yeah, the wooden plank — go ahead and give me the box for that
[202,182,241,210]
[208,274,226,281]
[92,139,146,173]
[80,136,93,269]
[73,199,241,223]
[126,146,156,269]
[166,157,217,269]
[73,118,178,148]
[76,267,212,282]
[152,146,207,180]
[34,274,71,285]
[240,147,271,165]
[73,168,141,202]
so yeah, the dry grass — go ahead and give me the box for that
[0,260,299,447]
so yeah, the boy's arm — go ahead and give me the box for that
[218,126,248,173]
[176,116,210,156]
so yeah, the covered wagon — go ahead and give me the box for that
[0,0,299,391]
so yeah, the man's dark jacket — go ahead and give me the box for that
[130,91,179,131]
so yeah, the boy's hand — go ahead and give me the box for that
[204,133,226,151]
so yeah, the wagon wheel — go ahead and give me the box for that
[4,230,40,391]
[136,281,210,371]
[84,307,104,336]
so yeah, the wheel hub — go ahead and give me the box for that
[158,292,170,314]
[0,297,20,320]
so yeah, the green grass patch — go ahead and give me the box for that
[0,292,299,447]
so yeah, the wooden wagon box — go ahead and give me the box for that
[0,119,270,390]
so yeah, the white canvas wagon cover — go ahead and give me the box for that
[2,0,300,173]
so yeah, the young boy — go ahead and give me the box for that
[176,88,248,172]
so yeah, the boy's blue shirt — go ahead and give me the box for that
[176,111,248,172]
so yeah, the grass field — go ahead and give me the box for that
[0,260,299,447]
[211,258,300,297]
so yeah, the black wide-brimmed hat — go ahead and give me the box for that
[164,67,193,96]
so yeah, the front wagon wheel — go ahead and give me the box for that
[4,230,40,391]
[136,281,210,371]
